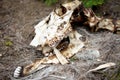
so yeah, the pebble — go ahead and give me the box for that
[0,54,2,57]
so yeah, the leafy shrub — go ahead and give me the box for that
[44,0,105,7]
[44,0,58,6]
[83,0,105,8]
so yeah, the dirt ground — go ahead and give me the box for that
[0,0,120,80]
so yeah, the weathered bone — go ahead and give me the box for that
[96,19,120,32]
[116,20,120,34]
[82,8,101,32]
[22,55,59,76]
[96,19,115,32]
[53,47,69,65]
[87,62,116,73]
[83,8,101,27]
[21,30,84,76]
[30,0,82,47]
[14,0,120,78]
[29,0,83,68]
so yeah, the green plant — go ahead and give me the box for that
[5,40,13,46]
[82,0,105,8]
[44,0,105,7]
[44,0,58,6]
[70,56,78,62]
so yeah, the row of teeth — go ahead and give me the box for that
[13,66,22,78]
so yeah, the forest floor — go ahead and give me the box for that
[0,0,120,80]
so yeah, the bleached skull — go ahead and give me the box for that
[30,0,82,48]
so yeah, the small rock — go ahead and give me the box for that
[0,54,2,57]
[75,49,100,60]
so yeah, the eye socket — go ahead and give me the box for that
[56,37,70,51]
[55,4,67,16]
[46,15,51,24]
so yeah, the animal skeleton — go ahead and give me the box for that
[14,0,120,78]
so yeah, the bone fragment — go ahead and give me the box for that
[87,62,116,73]
[116,20,120,34]
[53,47,69,65]
[83,8,101,27]
[23,55,59,75]
[61,31,84,58]
[42,46,52,56]
[96,19,115,32]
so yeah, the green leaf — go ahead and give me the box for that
[82,0,105,8]
[70,56,78,62]
[44,0,58,6]
[5,40,13,46]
